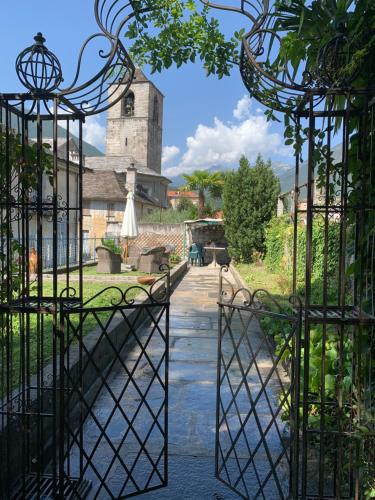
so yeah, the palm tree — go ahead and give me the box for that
[181,170,224,218]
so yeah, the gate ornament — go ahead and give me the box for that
[316,22,360,88]
[203,0,362,112]
[16,33,63,93]
[14,1,138,115]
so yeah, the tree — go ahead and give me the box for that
[223,155,280,263]
[176,197,195,212]
[124,0,374,92]
[125,0,243,78]
[181,170,224,218]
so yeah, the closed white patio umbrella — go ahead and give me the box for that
[121,191,139,262]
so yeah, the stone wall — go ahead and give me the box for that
[132,223,185,257]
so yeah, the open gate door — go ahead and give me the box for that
[216,267,302,499]
[60,272,170,499]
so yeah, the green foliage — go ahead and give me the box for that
[140,207,195,223]
[223,154,280,263]
[176,197,195,212]
[263,215,292,273]
[101,238,122,255]
[0,131,53,302]
[126,0,243,78]
[274,0,375,91]
[264,216,342,303]
[261,313,354,429]
[181,170,224,218]
[260,215,373,493]
[169,252,181,264]
[187,204,199,220]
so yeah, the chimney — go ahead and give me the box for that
[126,163,137,194]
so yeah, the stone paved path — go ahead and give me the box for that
[136,267,239,499]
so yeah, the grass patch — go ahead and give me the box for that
[71,266,151,277]
[235,262,291,299]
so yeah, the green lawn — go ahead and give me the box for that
[71,265,151,277]
[2,281,143,394]
[43,280,142,305]
[235,262,292,298]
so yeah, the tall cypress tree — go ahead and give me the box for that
[223,154,280,263]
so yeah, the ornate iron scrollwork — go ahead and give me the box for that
[15,1,140,116]
[202,0,362,112]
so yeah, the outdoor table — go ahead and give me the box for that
[204,246,226,268]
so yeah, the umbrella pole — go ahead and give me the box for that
[125,237,129,264]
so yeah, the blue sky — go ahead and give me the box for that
[0,0,293,178]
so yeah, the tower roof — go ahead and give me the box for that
[130,67,164,97]
[133,68,149,83]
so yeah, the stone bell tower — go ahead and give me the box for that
[105,68,163,174]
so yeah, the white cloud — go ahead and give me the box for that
[56,112,106,152]
[233,94,252,120]
[69,116,106,152]
[162,145,180,165]
[163,97,285,178]
[82,117,106,151]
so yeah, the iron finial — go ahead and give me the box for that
[33,32,46,45]
[16,32,63,93]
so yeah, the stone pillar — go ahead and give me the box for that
[126,164,137,193]
[277,197,284,217]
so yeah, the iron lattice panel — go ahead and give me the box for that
[216,302,300,500]
[62,302,169,499]
[12,475,91,500]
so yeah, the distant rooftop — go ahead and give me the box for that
[85,155,170,182]
[168,190,199,198]
[83,169,160,206]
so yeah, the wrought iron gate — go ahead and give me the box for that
[60,276,170,499]
[216,267,302,499]
[0,2,172,496]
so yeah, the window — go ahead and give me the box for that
[107,202,115,220]
[153,95,159,123]
[106,222,120,237]
[83,201,91,217]
[122,91,135,117]
[125,137,128,146]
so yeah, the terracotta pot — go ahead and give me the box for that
[137,276,156,286]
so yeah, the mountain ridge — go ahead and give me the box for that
[165,161,296,193]
[28,122,104,158]
[165,144,342,194]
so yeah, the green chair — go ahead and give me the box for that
[188,243,204,266]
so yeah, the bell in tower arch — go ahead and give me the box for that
[122,91,135,117]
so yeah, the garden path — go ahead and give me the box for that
[137,266,239,499]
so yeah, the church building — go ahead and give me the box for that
[82,69,170,240]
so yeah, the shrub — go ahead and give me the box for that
[101,238,122,255]
[170,252,181,264]
[176,198,195,212]
[264,216,341,303]
[140,208,197,223]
